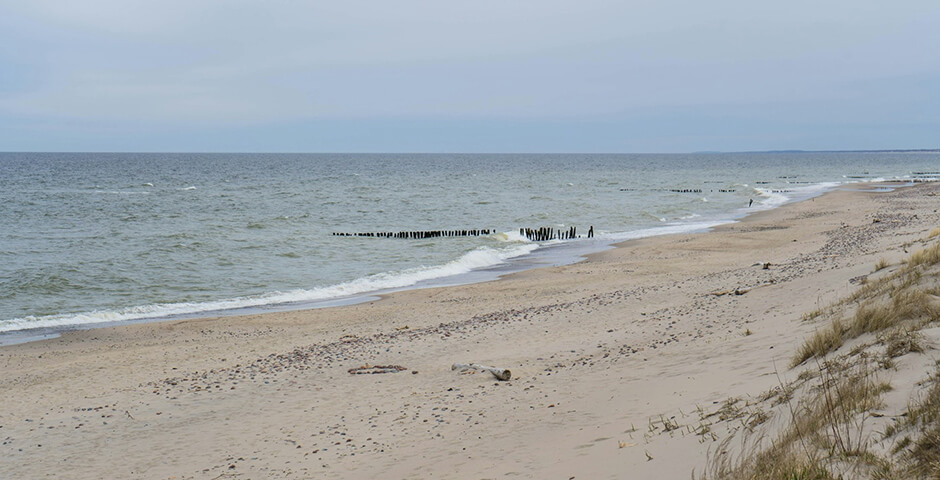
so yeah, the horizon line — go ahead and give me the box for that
[1,148,939,155]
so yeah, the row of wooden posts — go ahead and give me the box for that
[332,229,492,239]
[618,181,842,193]
[332,226,595,241]
[520,226,593,241]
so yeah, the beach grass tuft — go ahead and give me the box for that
[792,319,844,367]
[883,329,924,359]
[874,258,889,272]
[908,241,940,269]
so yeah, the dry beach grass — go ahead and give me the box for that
[706,229,940,479]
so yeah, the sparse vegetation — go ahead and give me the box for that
[792,242,940,367]
[705,238,940,479]
[908,242,940,269]
[713,397,746,422]
[802,308,826,322]
[875,258,889,272]
[792,318,844,367]
[884,330,925,358]
[880,365,940,477]
[706,359,891,479]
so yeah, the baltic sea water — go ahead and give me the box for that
[1,152,938,341]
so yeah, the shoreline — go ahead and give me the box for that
[2,182,938,478]
[0,179,860,346]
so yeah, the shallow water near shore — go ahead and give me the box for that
[1,151,938,341]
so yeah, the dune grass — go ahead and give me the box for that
[708,239,940,479]
[793,319,844,367]
[791,242,940,367]
[879,366,940,478]
[874,258,889,272]
[706,360,892,479]
[909,241,940,269]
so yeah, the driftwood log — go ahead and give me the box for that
[710,288,749,297]
[348,364,407,375]
[452,363,512,381]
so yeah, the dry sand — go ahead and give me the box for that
[2,182,938,479]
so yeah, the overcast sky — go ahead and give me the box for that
[1,1,938,152]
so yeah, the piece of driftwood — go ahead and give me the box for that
[452,363,511,381]
[710,288,749,296]
[348,364,407,375]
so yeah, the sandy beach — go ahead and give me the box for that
[2,182,938,479]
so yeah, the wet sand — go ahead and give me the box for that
[1,182,937,479]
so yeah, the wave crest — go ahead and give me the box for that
[0,243,538,333]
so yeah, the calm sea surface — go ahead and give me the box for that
[1,152,938,339]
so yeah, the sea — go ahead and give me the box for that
[1,152,938,344]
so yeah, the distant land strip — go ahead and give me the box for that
[692,148,940,154]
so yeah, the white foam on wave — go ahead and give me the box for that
[603,181,844,245]
[603,219,733,243]
[788,182,841,201]
[749,181,840,211]
[0,243,539,333]
[490,230,533,243]
[752,188,789,208]
[93,190,150,195]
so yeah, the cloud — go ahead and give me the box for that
[1,0,939,150]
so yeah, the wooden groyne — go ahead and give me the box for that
[642,188,707,193]
[624,188,738,193]
[333,226,595,241]
[520,226,592,241]
[618,182,860,194]
[332,229,493,239]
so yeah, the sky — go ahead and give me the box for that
[0,1,938,153]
